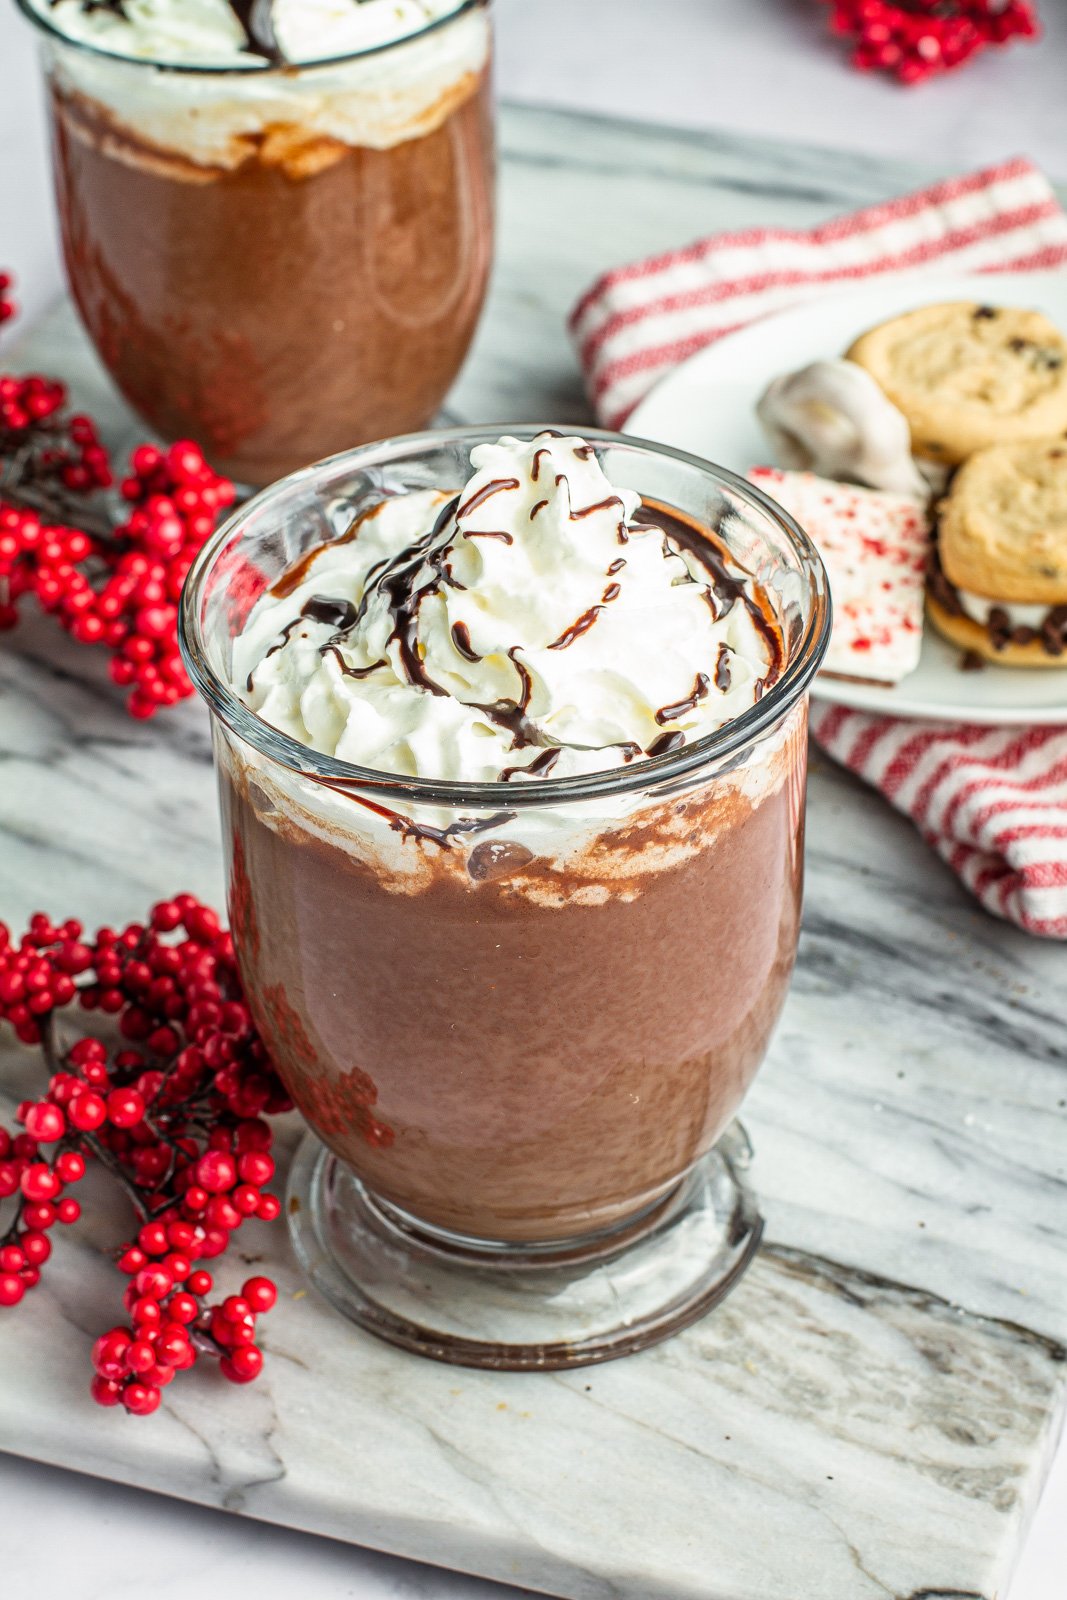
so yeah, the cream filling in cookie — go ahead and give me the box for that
[956,591,1054,630]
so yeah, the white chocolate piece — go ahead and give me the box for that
[756,359,931,499]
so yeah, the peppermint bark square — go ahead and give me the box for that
[748,467,930,685]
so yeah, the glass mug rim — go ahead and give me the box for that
[179,423,832,811]
[15,0,489,76]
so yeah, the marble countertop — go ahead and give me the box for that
[1,4,1066,1597]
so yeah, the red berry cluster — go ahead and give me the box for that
[0,275,236,718]
[823,0,1039,82]
[0,897,292,1417]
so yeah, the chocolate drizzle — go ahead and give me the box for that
[450,621,481,662]
[456,477,520,519]
[306,780,516,851]
[500,747,562,782]
[654,673,710,726]
[254,469,786,820]
[227,1,284,63]
[547,606,603,651]
[632,501,784,692]
[356,494,460,697]
[301,595,357,631]
[645,730,684,758]
[571,495,626,520]
[322,646,386,681]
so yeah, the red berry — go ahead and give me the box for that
[69,1091,107,1132]
[92,1328,132,1378]
[91,1375,124,1407]
[134,1265,174,1301]
[20,1162,60,1202]
[0,1274,25,1306]
[195,1150,237,1193]
[22,1103,65,1142]
[123,1381,161,1416]
[221,1345,263,1383]
[107,1088,146,1129]
[242,1276,277,1314]
[20,1231,51,1266]
[55,1150,86,1183]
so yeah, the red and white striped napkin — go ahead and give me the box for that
[569,157,1067,937]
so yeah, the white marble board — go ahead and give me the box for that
[1,105,1066,1600]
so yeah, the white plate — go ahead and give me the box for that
[626,271,1067,725]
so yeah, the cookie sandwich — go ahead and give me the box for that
[927,439,1067,666]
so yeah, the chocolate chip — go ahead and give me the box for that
[959,650,986,673]
[973,305,999,320]
[1008,337,1028,353]
[1041,617,1066,655]
[1012,626,1037,645]
[988,607,1012,650]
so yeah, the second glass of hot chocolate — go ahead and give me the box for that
[20,0,494,486]
[181,426,830,1367]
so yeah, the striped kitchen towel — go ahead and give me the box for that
[570,157,1067,937]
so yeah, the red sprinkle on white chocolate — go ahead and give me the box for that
[748,468,930,685]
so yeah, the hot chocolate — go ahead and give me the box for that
[23,0,494,486]
[217,432,808,1242]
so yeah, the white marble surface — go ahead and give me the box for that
[1,4,1066,1598]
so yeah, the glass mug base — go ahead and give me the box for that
[286,1124,763,1370]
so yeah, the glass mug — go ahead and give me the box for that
[18,2,495,487]
[180,427,830,1367]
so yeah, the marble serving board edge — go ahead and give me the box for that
[3,104,1067,1600]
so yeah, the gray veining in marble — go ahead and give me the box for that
[2,104,1067,1600]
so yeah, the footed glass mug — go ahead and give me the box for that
[18,1,495,488]
[180,427,830,1368]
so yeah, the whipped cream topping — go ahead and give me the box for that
[31,0,467,66]
[232,434,781,785]
[31,0,488,168]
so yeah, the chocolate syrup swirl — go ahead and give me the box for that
[602,583,621,604]
[530,499,549,520]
